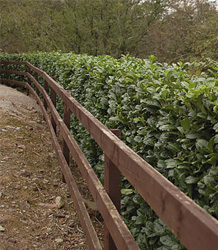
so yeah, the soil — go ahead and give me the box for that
[0,85,103,249]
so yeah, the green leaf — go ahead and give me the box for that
[180,117,190,131]
[196,139,208,151]
[164,104,175,110]
[121,189,134,195]
[161,89,169,98]
[142,99,161,107]
[160,235,175,247]
[208,137,215,152]
[213,123,218,132]
[149,55,157,62]
[159,125,176,132]
[208,153,218,166]
[185,176,199,184]
[134,136,142,143]
[167,143,181,153]
[109,116,119,122]
[153,221,165,235]
[214,135,218,144]
[165,159,177,169]
[186,132,199,139]
[203,176,214,185]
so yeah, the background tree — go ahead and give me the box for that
[0,0,217,62]
[141,0,218,61]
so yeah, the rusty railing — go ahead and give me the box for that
[1,61,218,250]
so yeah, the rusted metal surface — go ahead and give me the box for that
[104,129,121,250]
[2,61,218,250]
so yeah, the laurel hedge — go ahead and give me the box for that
[1,52,218,249]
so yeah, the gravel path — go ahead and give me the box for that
[0,84,89,249]
[0,84,40,115]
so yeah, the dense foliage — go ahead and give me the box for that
[1,52,218,249]
[1,0,218,62]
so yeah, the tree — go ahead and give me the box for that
[0,0,217,62]
[141,0,218,62]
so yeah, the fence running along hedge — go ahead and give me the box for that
[0,53,218,249]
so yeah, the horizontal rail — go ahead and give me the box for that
[1,61,218,250]
[2,77,103,250]
[0,79,27,87]
[0,61,27,66]
[29,71,139,250]
[65,89,218,250]
[29,84,102,250]
[0,69,28,76]
[27,63,44,75]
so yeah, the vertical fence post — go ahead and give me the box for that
[4,62,8,85]
[104,129,121,250]
[35,72,40,97]
[62,103,71,182]
[51,88,57,134]
[27,67,31,96]
[44,79,49,110]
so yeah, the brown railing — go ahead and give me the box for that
[1,61,218,250]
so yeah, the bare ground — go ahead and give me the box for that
[0,85,96,249]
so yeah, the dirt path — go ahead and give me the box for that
[0,85,88,249]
